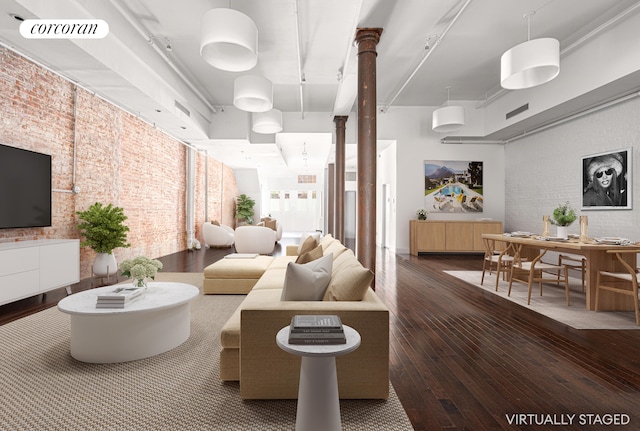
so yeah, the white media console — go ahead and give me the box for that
[0,239,80,306]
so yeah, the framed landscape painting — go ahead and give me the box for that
[423,160,483,213]
[581,148,631,210]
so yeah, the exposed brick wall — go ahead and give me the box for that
[0,46,238,279]
[193,153,238,242]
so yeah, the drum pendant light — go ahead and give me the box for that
[233,75,273,112]
[432,87,465,133]
[200,8,258,72]
[501,11,559,90]
[252,109,283,134]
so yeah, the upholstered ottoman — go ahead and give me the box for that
[203,255,274,294]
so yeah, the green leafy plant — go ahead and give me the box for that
[76,202,131,254]
[416,208,428,220]
[550,202,577,227]
[235,194,256,225]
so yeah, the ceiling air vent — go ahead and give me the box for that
[506,103,528,120]
[174,100,191,117]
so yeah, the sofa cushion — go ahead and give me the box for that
[203,255,273,279]
[295,244,323,264]
[252,268,288,290]
[331,248,357,274]
[265,256,297,270]
[318,233,334,249]
[281,253,333,301]
[323,239,348,260]
[323,260,374,301]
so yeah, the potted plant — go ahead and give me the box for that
[235,194,256,226]
[119,256,163,288]
[76,202,131,277]
[416,208,428,220]
[550,201,577,239]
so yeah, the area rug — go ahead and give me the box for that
[444,270,639,330]
[0,272,414,431]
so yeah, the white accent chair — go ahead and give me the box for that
[234,225,277,254]
[203,222,235,248]
[260,217,283,242]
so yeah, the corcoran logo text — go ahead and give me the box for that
[19,19,109,39]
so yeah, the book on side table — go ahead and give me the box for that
[288,314,346,345]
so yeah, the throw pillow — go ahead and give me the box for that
[264,219,277,231]
[323,261,374,301]
[211,220,220,226]
[281,253,333,301]
[295,244,323,264]
[297,235,318,256]
[298,232,320,256]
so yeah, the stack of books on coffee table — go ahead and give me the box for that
[288,314,346,345]
[96,287,145,309]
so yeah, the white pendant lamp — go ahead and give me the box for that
[200,8,258,72]
[234,75,273,112]
[432,106,465,133]
[252,109,283,134]
[501,11,559,90]
[432,87,465,133]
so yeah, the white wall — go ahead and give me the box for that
[377,141,397,251]
[484,8,640,137]
[260,169,325,233]
[378,106,506,254]
[505,95,640,240]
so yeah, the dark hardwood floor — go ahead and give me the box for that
[2,238,639,430]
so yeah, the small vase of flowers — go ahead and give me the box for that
[416,208,429,220]
[120,256,163,288]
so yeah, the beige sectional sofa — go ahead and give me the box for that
[208,234,390,400]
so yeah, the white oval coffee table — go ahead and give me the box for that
[58,282,199,363]
[276,324,361,431]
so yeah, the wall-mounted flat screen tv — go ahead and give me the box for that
[0,144,52,229]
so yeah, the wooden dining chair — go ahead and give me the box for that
[595,250,640,325]
[481,237,515,291]
[557,253,586,293]
[508,245,571,305]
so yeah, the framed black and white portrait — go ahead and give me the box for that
[581,148,631,210]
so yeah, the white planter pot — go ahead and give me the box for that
[556,226,568,239]
[93,252,118,277]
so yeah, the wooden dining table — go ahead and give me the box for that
[482,233,640,311]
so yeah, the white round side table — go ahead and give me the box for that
[276,324,361,431]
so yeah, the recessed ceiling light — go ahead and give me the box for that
[9,13,25,22]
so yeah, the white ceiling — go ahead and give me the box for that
[1,0,639,174]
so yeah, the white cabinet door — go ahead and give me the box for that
[39,240,80,291]
[0,246,39,277]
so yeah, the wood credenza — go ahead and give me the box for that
[410,220,503,255]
